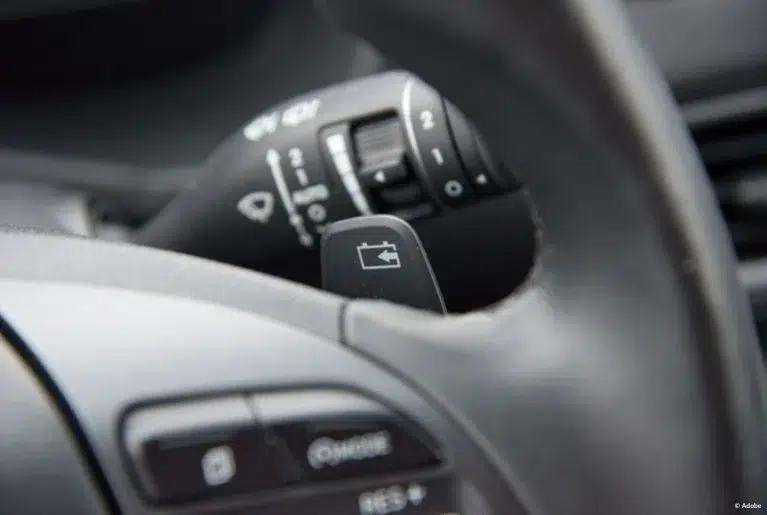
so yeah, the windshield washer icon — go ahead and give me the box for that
[236,191,275,224]
[357,241,401,270]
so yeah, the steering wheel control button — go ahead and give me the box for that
[321,215,446,312]
[354,117,414,190]
[122,397,290,504]
[278,477,456,515]
[355,477,456,515]
[403,79,474,207]
[251,390,442,484]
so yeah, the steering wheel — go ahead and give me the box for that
[1,1,765,514]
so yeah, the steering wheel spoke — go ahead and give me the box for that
[343,276,721,514]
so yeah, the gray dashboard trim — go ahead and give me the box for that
[0,0,137,21]
[628,0,767,100]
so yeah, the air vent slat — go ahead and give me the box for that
[692,106,767,259]
[698,134,767,170]
[717,172,767,211]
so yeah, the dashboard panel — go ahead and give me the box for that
[0,0,129,21]
[1,0,767,167]
[630,0,767,101]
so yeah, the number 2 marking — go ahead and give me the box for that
[419,110,435,130]
[288,147,304,168]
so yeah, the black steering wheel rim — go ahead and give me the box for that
[1,0,765,514]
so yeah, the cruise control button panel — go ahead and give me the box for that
[121,389,445,507]
[252,390,442,484]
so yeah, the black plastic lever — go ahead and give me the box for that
[133,72,512,272]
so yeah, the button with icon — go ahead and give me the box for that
[123,397,292,504]
[251,389,442,485]
[321,215,446,312]
[201,445,237,486]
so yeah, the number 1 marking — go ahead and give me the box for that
[295,168,309,186]
[431,148,444,165]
